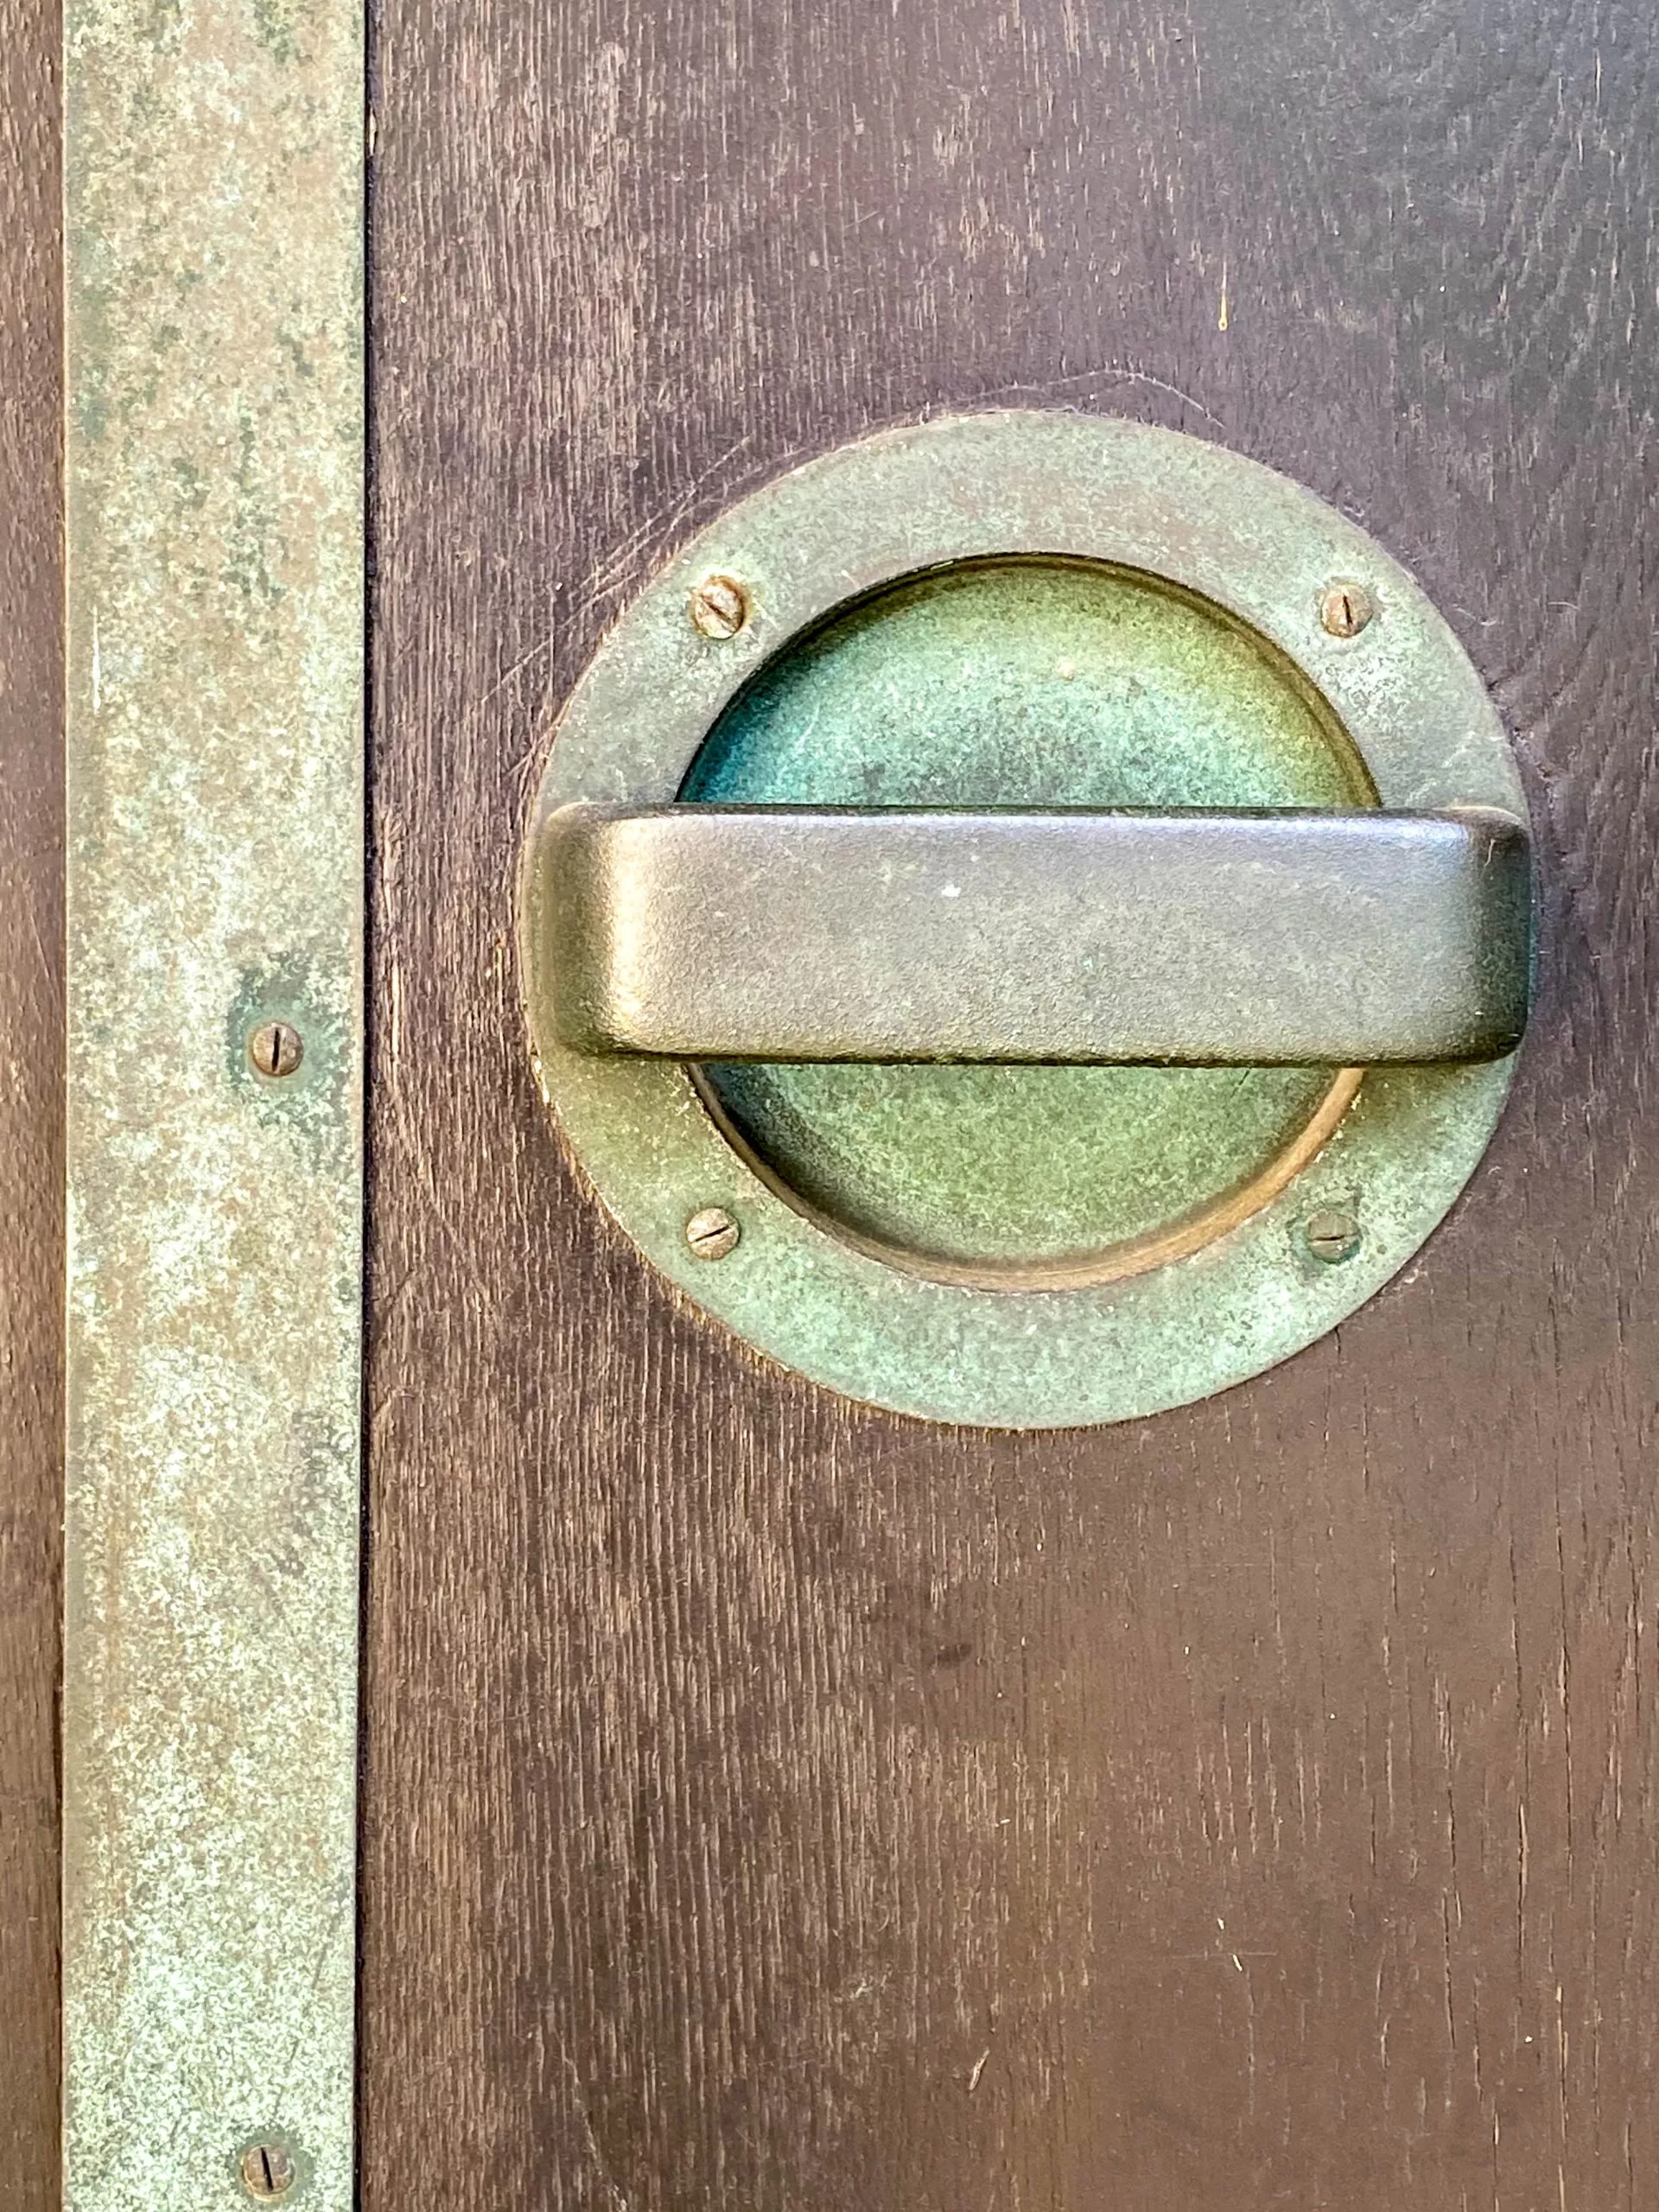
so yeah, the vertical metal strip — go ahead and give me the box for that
[63,2,364,2205]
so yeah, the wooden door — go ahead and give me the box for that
[365,3,1658,2207]
[0,0,63,2197]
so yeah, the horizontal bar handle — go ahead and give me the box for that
[541,804,1532,1065]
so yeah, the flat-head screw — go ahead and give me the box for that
[1305,1207,1361,1264]
[247,1020,304,1079]
[1319,581,1375,638]
[689,573,750,639]
[238,2143,296,2201]
[685,1205,741,1261]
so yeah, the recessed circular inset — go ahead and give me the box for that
[681,555,1370,1287]
[519,411,1529,1427]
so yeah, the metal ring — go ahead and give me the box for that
[521,411,1527,1427]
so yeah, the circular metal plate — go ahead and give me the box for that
[521,411,1527,1428]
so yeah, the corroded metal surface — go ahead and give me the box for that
[680,545,1369,1287]
[541,803,1531,1064]
[520,411,1530,1427]
[63,0,363,2204]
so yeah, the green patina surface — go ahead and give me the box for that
[524,410,1528,1427]
[64,0,363,2203]
[684,557,1368,1277]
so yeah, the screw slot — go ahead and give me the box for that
[685,1205,741,1261]
[689,573,750,640]
[247,1020,304,1079]
[1319,582,1375,639]
[1305,1207,1361,1265]
[238,2143,296,2201]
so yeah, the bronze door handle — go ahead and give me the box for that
[540,801,1531,1066]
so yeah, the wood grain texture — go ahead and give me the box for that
[365,2,1659,2205]
[0,0,61,2191]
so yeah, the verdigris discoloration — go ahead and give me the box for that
[520,412,1530,1427]
[64,0,362,2203]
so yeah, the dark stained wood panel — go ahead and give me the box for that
[365,1,1659,2204]
[0,0,61,2192]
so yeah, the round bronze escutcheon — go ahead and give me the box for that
[520,412,1529,1427]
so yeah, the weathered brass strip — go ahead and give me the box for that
[64,1,364,2204]
[543,804,1531,1065]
